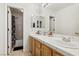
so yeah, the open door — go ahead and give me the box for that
[7,6,24,55]
[7,7,12,54]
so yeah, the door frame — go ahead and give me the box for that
[7,5,24,55]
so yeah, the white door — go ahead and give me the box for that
[50,18,55,33]
[7,7,12,54]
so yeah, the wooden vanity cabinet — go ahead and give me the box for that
[35,40,52,56]
[41,44,52,56]
[29,36,32,53]
[53,51,64,56]
[52,49,64,56]
[29,37,41,56]
[29,36,36,56]
[35,40,41,56]
[29,36,64,56]
[31,39,36,56]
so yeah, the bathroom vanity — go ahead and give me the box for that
[29,34,79,56]
[29,34,64,56]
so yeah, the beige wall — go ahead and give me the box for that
[0,3,5,55]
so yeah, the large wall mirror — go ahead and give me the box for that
[49,4,79,36]
[46,4,79,36]
[31,16,45,28]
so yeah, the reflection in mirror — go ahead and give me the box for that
[31,16,45,28]
[37,20,39,28]
[33,23,35,28]
[54,4,79,36]
[40,21,42,28]
[49,16,55,33]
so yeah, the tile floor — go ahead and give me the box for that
[9,50,31,56]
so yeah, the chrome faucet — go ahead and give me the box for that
[62,37,71,42]
[37,30,40,34]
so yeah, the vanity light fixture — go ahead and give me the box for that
[42,3,48,8]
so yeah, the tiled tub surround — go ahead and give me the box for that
[29,34,79,56]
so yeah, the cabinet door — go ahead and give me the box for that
[53,50,64,56]
[35,40,41,48]
[41,44,52,56]
[35,40,41,56]
[29,36,32,53]
[31,38,36,56]
[35,47,41,56]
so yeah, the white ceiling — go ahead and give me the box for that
[44,3,75,12]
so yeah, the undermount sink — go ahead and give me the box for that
[51,37,79,49]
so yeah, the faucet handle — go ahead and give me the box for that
[75,32,79,35]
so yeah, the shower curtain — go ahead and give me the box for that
[12,15,16,48]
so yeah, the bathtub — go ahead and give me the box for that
[14,40,23,47]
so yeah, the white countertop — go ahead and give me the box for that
[30,34,79,56]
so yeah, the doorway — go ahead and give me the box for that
[7,6,24,55]
[49,16,55,33]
